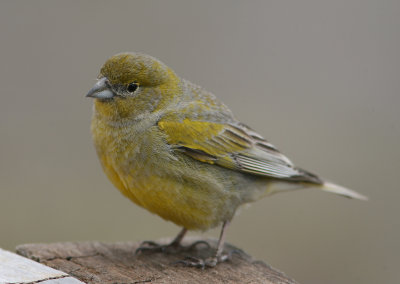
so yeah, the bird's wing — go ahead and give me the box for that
[158,118,322,183]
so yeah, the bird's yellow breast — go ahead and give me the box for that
[91,116,236,230]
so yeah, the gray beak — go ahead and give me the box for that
[86,77,114,99]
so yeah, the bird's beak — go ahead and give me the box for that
[86,77,114,99]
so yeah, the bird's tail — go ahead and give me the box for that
[320,182,368,201]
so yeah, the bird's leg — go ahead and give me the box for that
[213,220,230,263]
[136,227,211,255]
[170,227,188,247]
[136,227,190,254]
[168,228,210,251]
[175,220,232,268]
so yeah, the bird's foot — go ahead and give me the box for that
[135,240,210,255]
[174,250,238,269]
[135,240,178,254]
[174,248,242,268]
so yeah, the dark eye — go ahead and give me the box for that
[127,82,139,93]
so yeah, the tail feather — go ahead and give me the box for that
[321,182,368,201]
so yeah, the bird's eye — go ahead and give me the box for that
[127,82,139,93]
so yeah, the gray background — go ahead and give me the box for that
[0,1,399,283]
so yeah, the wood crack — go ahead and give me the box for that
[14,274,69,284]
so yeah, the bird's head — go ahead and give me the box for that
[86,52,180,120]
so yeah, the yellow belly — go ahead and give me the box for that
[99,153,229,230]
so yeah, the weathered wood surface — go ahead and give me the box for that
[16,238,298,284]
[0,247,84,284]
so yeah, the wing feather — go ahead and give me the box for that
[158,118,321,183]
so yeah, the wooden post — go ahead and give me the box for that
[14,238,298,284]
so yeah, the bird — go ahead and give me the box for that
[86,52,367,268]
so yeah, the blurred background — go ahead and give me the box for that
[0,1,399,283]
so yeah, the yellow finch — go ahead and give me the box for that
[86,52,367,267]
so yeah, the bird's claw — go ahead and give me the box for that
[173,252,231,269]
[135,240,210,255]
[135,241,175,255]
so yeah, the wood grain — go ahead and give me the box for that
[16,238,298,284]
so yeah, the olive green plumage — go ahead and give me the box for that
[87,52,367,232]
